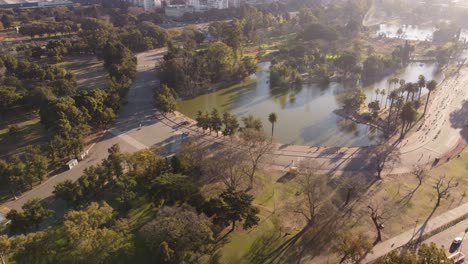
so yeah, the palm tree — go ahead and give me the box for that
[400,102,418,138]
[424,80,438,115]
[417,74,426,100]
[380,89,386,107]
[268,112,278,140]
[387,90,399,127]
[404,83,413,103]
[375,88,380,101]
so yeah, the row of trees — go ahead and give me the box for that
[3,142,262,263]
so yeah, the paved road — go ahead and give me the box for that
[2,48,178,211]
[424,218,468,259]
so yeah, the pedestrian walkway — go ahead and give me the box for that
[365,202,468,262]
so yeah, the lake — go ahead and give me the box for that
[177,62,442,147]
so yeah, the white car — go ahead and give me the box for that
[454,237,463,244]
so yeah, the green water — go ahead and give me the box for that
[178,62,441,147]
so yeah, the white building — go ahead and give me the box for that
[166,0,228,17]
[124,0,161,10]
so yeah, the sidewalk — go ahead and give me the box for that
[365,202,468,262]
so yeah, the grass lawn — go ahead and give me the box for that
[258,32,296,50]
[0,110,46,158]
[57,56,107,90]
[218,170,301,264]
[218,146,468,263]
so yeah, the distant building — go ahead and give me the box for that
[0,0,73,9]
[165,0,228,17]
[122,0,161,10]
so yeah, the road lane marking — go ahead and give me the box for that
[109,128,147,150]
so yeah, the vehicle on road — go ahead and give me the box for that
[454,237,464,244]
[449,251,465,264]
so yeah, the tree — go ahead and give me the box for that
[154,85,177,114]
[417,75,426,100]
[334,53,358,78]
[332,231,373,264]
[301,23,339,41]
[424,80,437,115]
[0,235,10,264]
[0,86,21,120]
[369,144,396,179]
[417,242,452,263]
[294,160,331,226]
[374,243,451,263]
[222,111,239,137]
[400,102,418,138]
[53,180,83,207]
[433,175,458,208]
[206,41,235,82]
[240,129,273,190]
[210,108,223,136]
[241,115,263,131]
[7,198,53,234]
[368,100,381,119]
[205,188,260,232]
[150,173,202,207]
[62,202,133,263]
[367,200,395,244]
[268,112,278,140]
[21,146,48,186]
[139,205,214,263]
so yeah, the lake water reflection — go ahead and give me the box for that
[177,62,442,147]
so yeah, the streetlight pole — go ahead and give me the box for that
[458,228,468,255]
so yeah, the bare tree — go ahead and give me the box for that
[413,167,427,190]
[204,145,247,190]
[292,160,330,227]
[367,199,395,245]
[337,175,369,207]
[369,144,398,179]
[433,175,459,208]
[239,129,274,190]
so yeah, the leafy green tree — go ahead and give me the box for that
[53,180,82,206]
[334,53,358,78]
[375,243,451,264]
[154,85,177,114]
[205,188,260,232]
[25,153,48,186]
[332,231,373,263]
[61,202,134,263]
[0,235,10,264]
[301,23,339,41]
[237,56,257,79]
[206,41,235,82]
[150,173,202,207]
[368,101,381,119]
[222,111,239,137]
[80,18,116,52]
[139,205,214,264]
[222,19,245,59]
[0,159,8,185]
[241,115,263,131]
[210,108,223,136]
[7,198,53,234]
[137,21,169,48]
[112,177,137,212]
[0,85,21,120]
